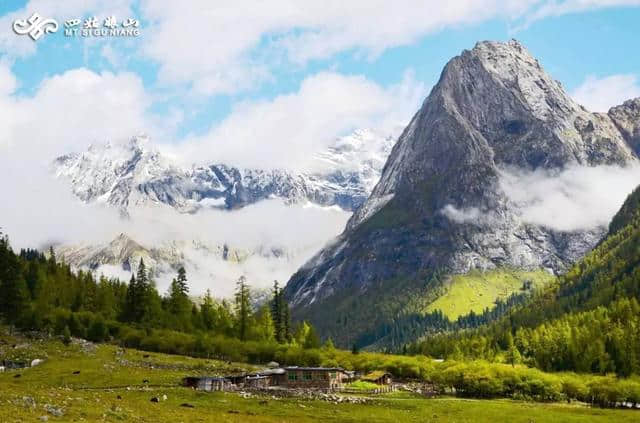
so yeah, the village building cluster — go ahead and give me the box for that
[182,364,393,393]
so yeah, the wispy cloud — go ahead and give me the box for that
[499,165,640,231]
[572,74,640,112]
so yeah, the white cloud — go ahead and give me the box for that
[499,165,640,231]
[0,60,18,95]
[121,200,350,296]
[0,68,154,161]
[516,0,640,28]
[441,205,483,224]
[136,0,640,95]
[0,64,153,248]
[168,70,425,171]
[572,74,640,112]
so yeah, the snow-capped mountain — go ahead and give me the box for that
[51,129,394,296]
[54,129,394,215]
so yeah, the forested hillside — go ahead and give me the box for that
[0,232,324,361]
[409,184,640,376]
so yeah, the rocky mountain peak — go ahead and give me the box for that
[285,40,640,347]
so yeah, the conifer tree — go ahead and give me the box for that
[47,245,57,273]
[282,293,292,342]
[201,289,215,330]
[303,324,321,349]
[123,274,138,322]
[234,275,251,341]
[0,234,28,324]
[271,280,284,342]
[135,258,150,321]
[168,266,190,321]
[323,338,335,350]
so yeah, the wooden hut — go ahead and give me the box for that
[182,376,229,391]
[278,367,347,390]
[362,371,392,385]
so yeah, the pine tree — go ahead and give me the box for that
[168,266,190,325]
[271,280,283,343]
[201,289,215,330]
[234,276,251,341]
[323,338,335,350]
[303,324,320,349]
[351,343,360,355]
[123,274,138,322]
[135,258,150,322]
[175,266,188,295]
[505,332,521,367]
[47,245,57,274]
[62,325,71,345]
[255,305,275,341]
[0,234,28,324]
[282,293,291,342]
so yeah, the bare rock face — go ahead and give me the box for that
[609,98,640,156]
[284,40,639,346]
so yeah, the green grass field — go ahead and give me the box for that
[425,269,555,319]
[1,332,638,422]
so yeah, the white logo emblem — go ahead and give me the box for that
[13,13,58,41]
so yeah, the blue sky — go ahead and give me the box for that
[1,1,639,168]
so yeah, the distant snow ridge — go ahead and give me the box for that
[51,129,394,295]
[53,129,395,215]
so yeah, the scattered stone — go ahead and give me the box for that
[161,394,167,401]
[44,404,64,417]
[150,397,159,403]
[39,416,49,422]
[31,359,44,367]
[142,379,150,384]
[180,403,195,408]
[22,396,36,409]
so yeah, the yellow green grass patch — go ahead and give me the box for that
[425,269,555,319]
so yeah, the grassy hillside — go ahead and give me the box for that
[425,269,554,319]
[1,332,638,422]
[411,184,640,376]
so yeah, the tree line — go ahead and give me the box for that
[0,231,321,351]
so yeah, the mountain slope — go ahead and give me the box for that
[411,182,640,375]
[284,40,640,347]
